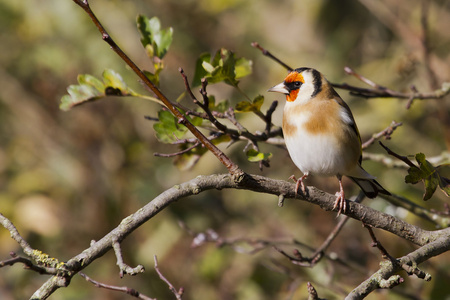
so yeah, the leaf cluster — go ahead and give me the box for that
[405,153,450,201]
[61,16,273,169]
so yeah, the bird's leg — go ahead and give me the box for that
[289,172,309,196]
[333,175,346,216]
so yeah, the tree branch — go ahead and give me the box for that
[0,252,58,275]
[22,173,449,298]
[346,232,448,299]
[154,256,184,300]
[252,42,450,101]
[80,272,154,300]
[361,121,402,150]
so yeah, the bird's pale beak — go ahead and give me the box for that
[267,82,289,94]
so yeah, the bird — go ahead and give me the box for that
[268,67,390,215]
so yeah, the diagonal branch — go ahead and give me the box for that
[72,0,243,177]
[154,256,184,299]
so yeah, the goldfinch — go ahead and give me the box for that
[268,67,390,215]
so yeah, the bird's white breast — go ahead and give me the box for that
[283,101,358,177]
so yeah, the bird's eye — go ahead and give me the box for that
[285,81,303,91]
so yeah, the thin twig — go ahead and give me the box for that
[0,252,58,275]
[420,0,439,90]
[363,224,395,261]
[251,42,293,71]
[0,213,66,272]
[264,100,278,137]
[112,239,145,278]
[379,142,416,168]
[154,140,202,157]
[344,66,388,90]
[362,121,402,149]
[154,256,184,300]
[179,68,198,103]
[0,213,34,256]
[311,192,366,260]
[80,272,155,300]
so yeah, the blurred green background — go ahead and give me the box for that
[0,0,449,299]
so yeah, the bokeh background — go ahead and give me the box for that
[0,0,449,299]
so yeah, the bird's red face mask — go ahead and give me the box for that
[268,71,304,102]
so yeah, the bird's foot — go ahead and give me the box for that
[289,173,308,197]
[333,190,346,217]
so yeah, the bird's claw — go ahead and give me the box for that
[289,174,308,197]
[333,191,347,217]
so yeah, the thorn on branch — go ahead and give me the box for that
[307,282,324,300]
[406,85,419,109]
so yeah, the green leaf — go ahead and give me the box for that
[143,70,161,87]
[192,53,211,87]
[153,110,188,143]
[438,175,450,197]
[202,61,215,73]
[246,149,272,162]
[102,69,128,91]
[404,153,449,201]
[190,115,203,127]
[78,74,104,92]
[423,173,439,201]
[208,96,229,113]
[137,15,152,48]
[137,15,173,59]
[235,57,252,79]
[235,95,264,113]
[405,166,422,184]
[60,69,135,111]
[191,48,252,87]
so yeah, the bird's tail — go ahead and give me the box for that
[349,177,390,199]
